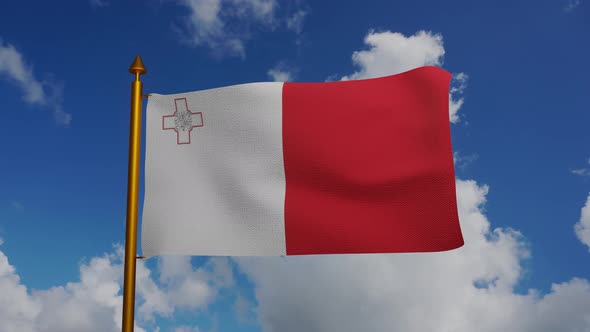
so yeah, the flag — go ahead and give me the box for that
[141,65,464,257]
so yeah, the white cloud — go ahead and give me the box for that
[339,30,466,123]
[267,69,292,82]
[0,39,71,126]
[0,244,234,331]
[236,179,590,332]
[341,30,445,80]
[155,256,233,312]
[175,0,278,58]
[267,61,296,82]
[175,0,307,57]
[0,249,40,332]
[0,41,44,104]
[0,245,144,332]
[135,257,173,322]
[449,72,468,123]
[575,194,590,251]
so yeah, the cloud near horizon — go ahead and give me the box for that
[0,243,234,331]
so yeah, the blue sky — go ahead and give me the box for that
[1,0,589,331]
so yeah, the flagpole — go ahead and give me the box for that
[122,55,146,332]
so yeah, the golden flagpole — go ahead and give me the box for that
[122,55,146,332]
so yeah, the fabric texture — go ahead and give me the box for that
[141,66,464,257]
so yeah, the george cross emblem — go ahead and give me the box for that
[162,98,204,144]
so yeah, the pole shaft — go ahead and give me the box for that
[122,69,144,332]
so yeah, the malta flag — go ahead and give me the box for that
[141,66,464,257]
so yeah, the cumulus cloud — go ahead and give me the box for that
[340,30,467,123]
[0,248,41,332]
[341,30,445,80]
[575,194,590,251]
[0,39,71,126]
[236,179,590,332]
[0,245,141,332]
[0,243,234,331]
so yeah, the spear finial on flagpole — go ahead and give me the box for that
[129,55,147,75]
[122,54,146,332]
